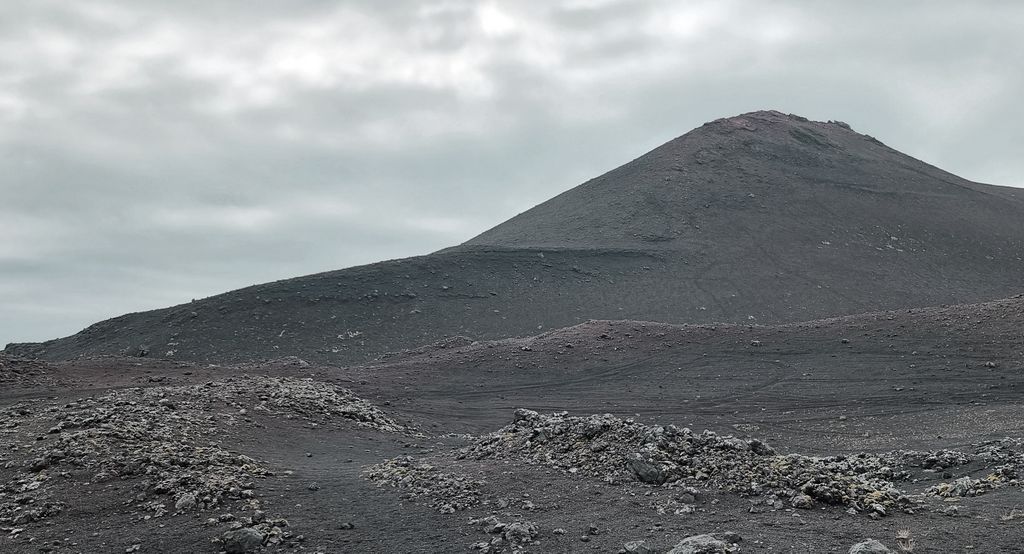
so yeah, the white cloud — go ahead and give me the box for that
[477,3,519,37]
[151,205,282,232]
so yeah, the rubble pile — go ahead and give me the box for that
[462,409,915,513]
[890,449,971,470]
[364,409,1024,522]
[224,375,408,432]
[927,476,996,498]
[921,438,1022,498]
[973,438,1024,468]
[365,456,485,514]
[214,510,299,553]
[468,515,540,552]
[1,376,405,527]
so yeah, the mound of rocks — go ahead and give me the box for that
[469,515,539,552]
[1,375,406,527]
[365,456,485,514]
[894,449,971,470]
[215,511,296,553]
[922,439,1022,498]
[927,476,999,498]
[462,409,913,514]
[974,438,1024,467]
[209,375,409,432]
[364,409,1024,523]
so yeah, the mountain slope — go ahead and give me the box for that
[6,110,1024,364]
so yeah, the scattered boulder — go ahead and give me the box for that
[791,494,814,509]
[468,516,538,549]
[667,534,729,554]
[503,521,539,545]
[222,527,265,553]
[623,540,658,553]
[174,493,197,512]
[628,458,670,485]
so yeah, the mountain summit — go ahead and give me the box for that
[466,110,1021,251]
[7,111,1024,363]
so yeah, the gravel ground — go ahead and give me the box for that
[2,297,1024,552]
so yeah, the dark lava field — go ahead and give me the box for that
[3,111,1024,553]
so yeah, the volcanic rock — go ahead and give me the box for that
[461,410,918,513]
[221,527,265,553]
[667,534,729,554]
[623,540,658,554]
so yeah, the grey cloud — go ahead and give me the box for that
[2,0,1023,343]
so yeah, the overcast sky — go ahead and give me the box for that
[2,1,1023,345]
